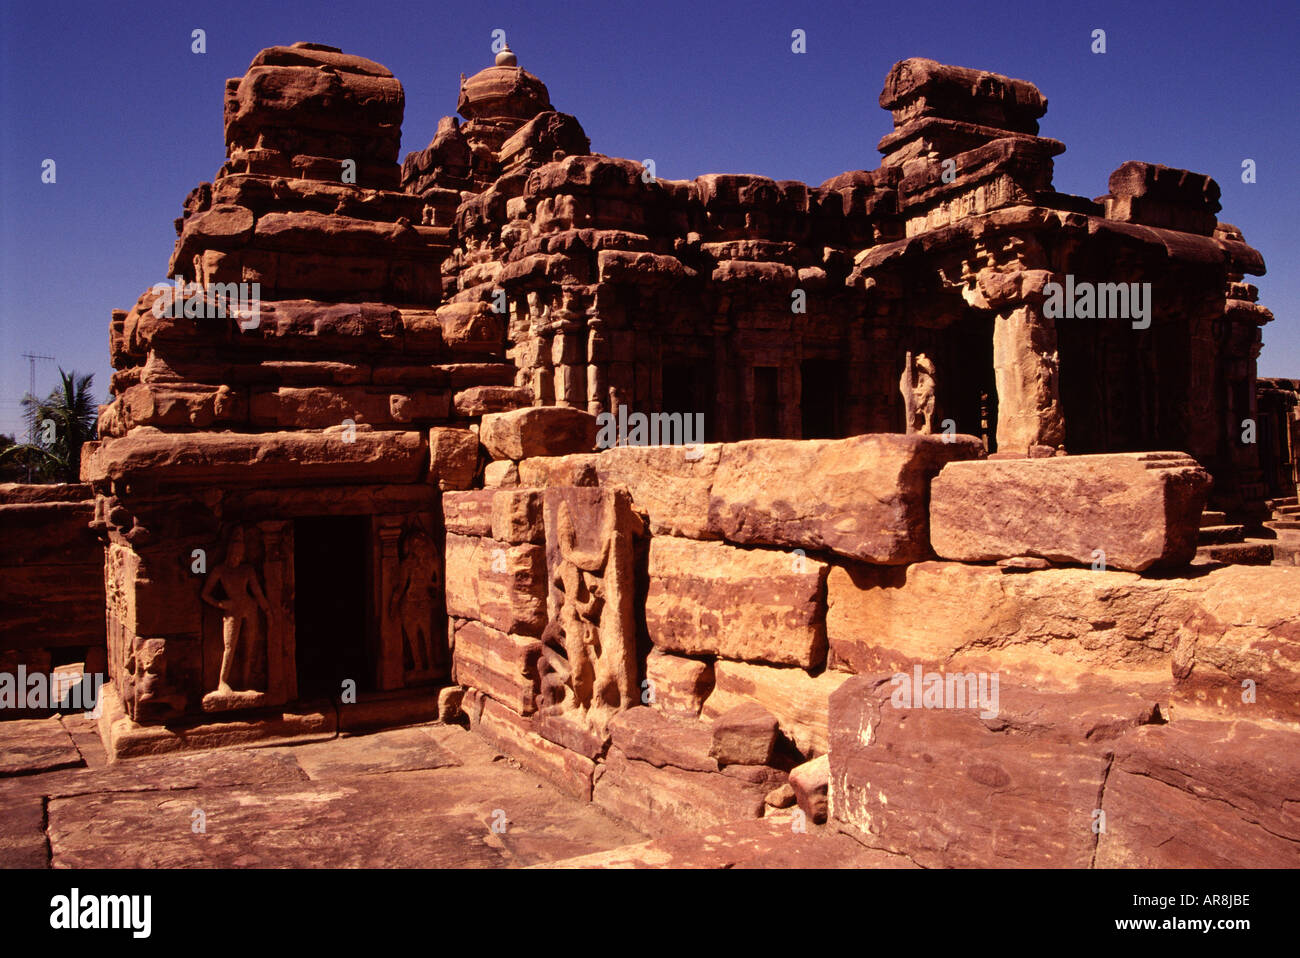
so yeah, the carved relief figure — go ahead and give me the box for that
[539,490,638,734]
[389,527,441,675]
[128,636,188,719]
[901,350,937,434]
[201,528,270,694]
[549,500,604,716]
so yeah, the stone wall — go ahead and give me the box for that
[442,412,1299,865]
[1258,377,1300,500]
[402,53,1277,519]
[0,484,105,682]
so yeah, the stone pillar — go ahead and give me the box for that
[376,519,405,691]
[586,322,607,417]
[992,303,1064,451]
[258,519,294,704]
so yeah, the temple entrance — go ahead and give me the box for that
[662,358,714,441]
[294,516,370,699]
[801,358,845,439]
[908,309,998,451]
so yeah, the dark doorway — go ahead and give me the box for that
[662,359,714,441]
[801,358,845,439]
[294,516,370,698]
[909,309,998,451]
[753,366,781,438]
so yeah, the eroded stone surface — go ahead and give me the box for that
[539,815,917,869]
[42,723,642,868]
[828,673,1162,867]
[707,434,983,563]
[930,452,1210,571]
[0,718,84,777]
[703,661,849,758]
[1095,719,1300,868]
[645,537,828,667]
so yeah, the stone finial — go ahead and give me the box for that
[495,43,517,67]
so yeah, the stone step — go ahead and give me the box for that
[1266,496,1299,509]
[1199,510,1228,527]
[1195,541,1274,566]
[1276,504,1300,516]
[1197,524,1245,545]
[1264,519,1300,531]
[1268,534,1300,567]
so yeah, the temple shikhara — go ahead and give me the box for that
[2,42,1298,868]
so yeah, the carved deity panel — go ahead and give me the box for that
[901,350,937,434]
[537,486,639,735]
[199,522,290,712]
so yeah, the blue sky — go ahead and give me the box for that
[1,0,1296,438]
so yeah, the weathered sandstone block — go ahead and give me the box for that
[708,434,983,563]
[1094,720,1300,867]
[466,691,594,801]
[428,427,478,490]
[224,44,403,155]
[436,301,503,351]
[0,500,97,566]
[789,755,830,824]
[451,620,541,716]
[483,459,519,487]
[929,451,1210,571]
[828,673,1162,867]
[443,533,547,636]
[766,783,797,809]
[519,443,722,539]
[1168,565,1300,722]
[593,747,767,836]
[645,650,713,716]
[709,702,779,766]
[827,560,1300,721]
[453,385,533,416]
[1103,161,1221,236]
[480,406,598,460]
[607,706,716,773]
[436,686,464,722]
[490,489,544,544]
[645,537,828,668]
[826,561,1178,677]
[441,490,493,537]
[81,429,425,486]
[703,661,849,757]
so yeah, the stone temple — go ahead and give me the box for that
[2,42,1298,867]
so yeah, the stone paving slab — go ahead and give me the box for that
[39,747,309,799]
[0,793,48,868]
[4,721,925,869]
[0,718,84,777]
[537,814,918,869]
[263,725,460,779]
[46,761,643,868]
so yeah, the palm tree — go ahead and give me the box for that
[0,369,99,483]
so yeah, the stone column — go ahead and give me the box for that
[992,303,1065,451]
[586,321,607,417]
[376,519,405,691]
[258,519,293,704]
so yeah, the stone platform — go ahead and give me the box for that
[0,715,897,869]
